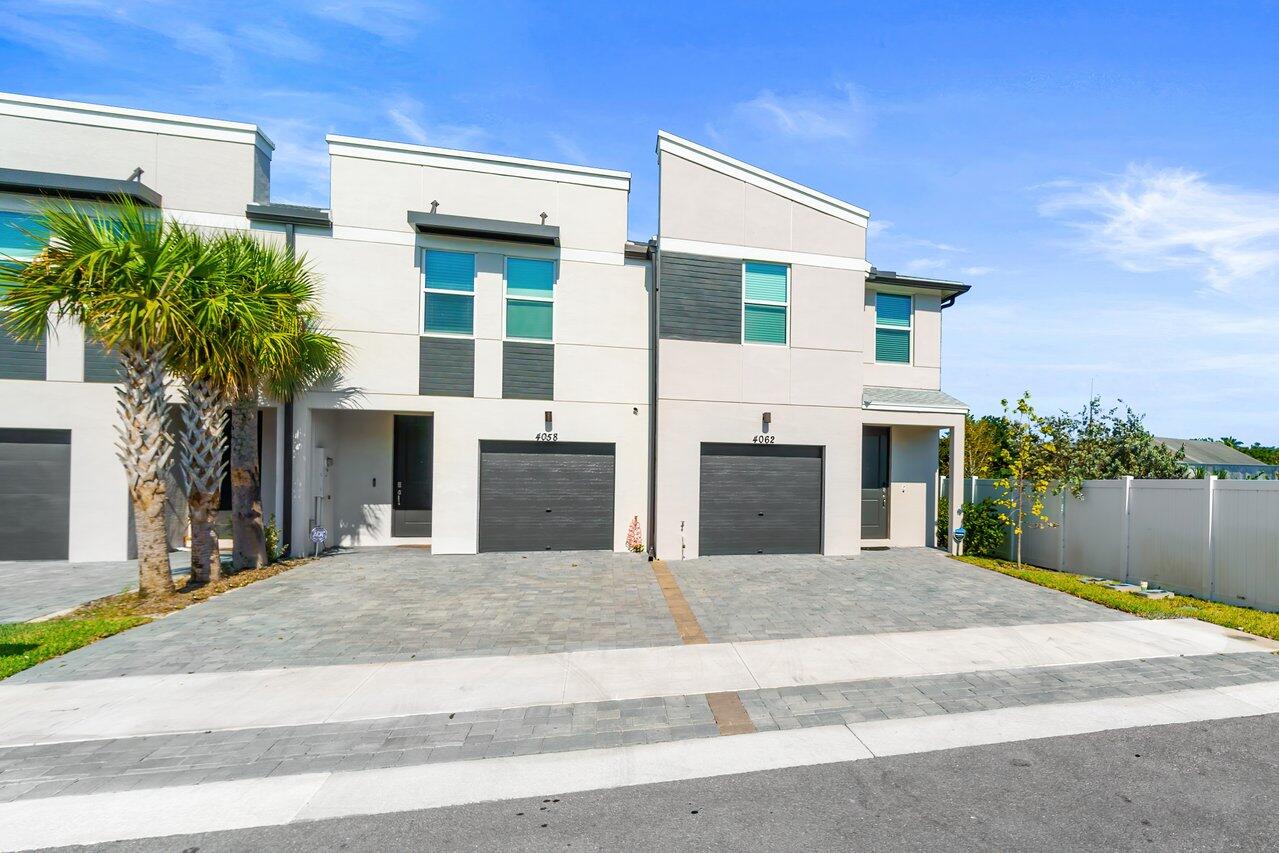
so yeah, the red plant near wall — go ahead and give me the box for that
[626,516,644,553]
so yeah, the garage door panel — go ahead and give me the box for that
[0,429,71,560]
[479,441,615,552]
[699,442,823,556]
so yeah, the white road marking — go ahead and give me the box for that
[1,684,1276,852]
[0,618,1272,748]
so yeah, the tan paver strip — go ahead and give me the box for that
[651,559,756,736]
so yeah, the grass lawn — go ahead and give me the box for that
[0,555,312,681]
[957,555,1279,642]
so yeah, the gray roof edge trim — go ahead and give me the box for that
[0,167,162,207]
[407,211,560,246]
[245,203,332,227]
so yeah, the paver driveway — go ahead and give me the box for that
[0,555,188,623]
[11,547,1125,683]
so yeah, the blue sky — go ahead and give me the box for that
[3,1,1277,441]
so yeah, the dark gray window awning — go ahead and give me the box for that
[0,167,161,207]
[245,203,332,227]
[407,211,559,246]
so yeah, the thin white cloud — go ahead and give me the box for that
[547,132,587,165]
[960,266,995,276]
[1040,165,1279,291]
[731,83,869,142]
[310,0,433,43]
[903,257,946,273]
[386,97,488,150]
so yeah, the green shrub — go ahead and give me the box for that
[937,495,950,546]
[264,514,288,564]
[959,498,1006,557]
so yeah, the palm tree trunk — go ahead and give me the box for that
[230,397,267,570]
[117,345,175,597]
[179,379,226,583]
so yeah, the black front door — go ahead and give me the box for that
[392,415,433,537]
[861,426,890,540]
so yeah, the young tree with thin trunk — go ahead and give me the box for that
[0,200,214,596]
[992,392,1057,567]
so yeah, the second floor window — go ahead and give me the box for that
[874,292,912,363]
[743,261,788,345]
[423,250,476,335]
[505,258,555,341]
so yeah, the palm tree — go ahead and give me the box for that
[0,200,214,597]
[210,232,345,570]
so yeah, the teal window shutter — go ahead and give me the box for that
[744,304,787,344]
[425,250,475,292]
[876,328,910,363]
[742,261,788,344]
[744,262,788,303]
[505,258,554,340]
[424,293,474,334]
[506,299,553,340]
[875,292,912,327]
[506,258,555,298]
[0,211,48,261]
[874,292,912,362]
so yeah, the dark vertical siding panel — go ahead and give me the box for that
[699,443,824,555]
[0,328,46,380]
[658,252,742,343]
[83,340,123,383]
[502,341,554,400]
[419,337,474,397]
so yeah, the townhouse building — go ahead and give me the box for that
[0,93,967,564]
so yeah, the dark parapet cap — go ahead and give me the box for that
[407,211,559,246]
[624,240,653,260]
[0,167,161,207]
[245,203,332,228]
[867,267,970,308]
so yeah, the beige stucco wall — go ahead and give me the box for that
[655,147,877,559]
[295,394,649,554]
[863,290,943,390]
[0,110,267,216]
[659,152,867,258]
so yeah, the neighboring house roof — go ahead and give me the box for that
[1155,438,1261,466]
[863,386,968,414]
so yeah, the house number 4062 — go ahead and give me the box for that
[535,432,559,442]
[751,434,776,444]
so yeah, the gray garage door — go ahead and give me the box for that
[478,441,615,552]
[0,428,71,560]
[699,442,824,556]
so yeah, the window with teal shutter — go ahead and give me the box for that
[506,258,554,340]
[874,292,912,363]
[742,261,788,344]
[423,250,476,335]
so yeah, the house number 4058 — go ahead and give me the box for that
[535,432,559,442]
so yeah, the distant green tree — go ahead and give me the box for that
[1044,398,1186,494]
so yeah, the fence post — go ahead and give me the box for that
[1206,475,1217,601]
[1120,476,1133,582]
[1057,490,1067,571]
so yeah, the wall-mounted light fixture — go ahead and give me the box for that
[544,410,553,426]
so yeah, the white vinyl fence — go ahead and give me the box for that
[944,476,1279,612]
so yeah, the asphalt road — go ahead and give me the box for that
[58,713,1279,852]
